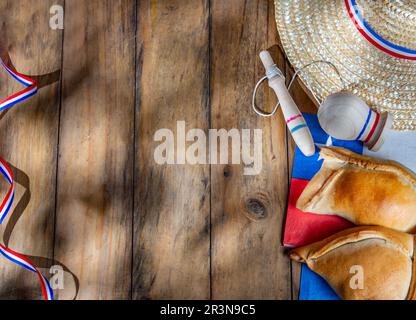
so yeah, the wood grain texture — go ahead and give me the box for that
[0,0,63,299]
[0,0,304,300]
[210,0,290,299]
[133,0,211,299]
[54,0,135,299]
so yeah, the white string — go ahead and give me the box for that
[252,60,346,117]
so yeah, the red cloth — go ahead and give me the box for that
[283,178,353,247]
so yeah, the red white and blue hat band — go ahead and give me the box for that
[346,0,416,60]
[0,58,53,300]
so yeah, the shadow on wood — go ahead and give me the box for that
[0,40,61,121]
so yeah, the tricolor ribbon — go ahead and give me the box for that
[346,0,416,60]
[0,59,37,111]
[0,58,53,300]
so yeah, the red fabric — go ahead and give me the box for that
[283,178,354,247]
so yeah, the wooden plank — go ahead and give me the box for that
[133,0,211,299]
[54,0,135,299]
[210,0,290,299]
[0,0,62,299]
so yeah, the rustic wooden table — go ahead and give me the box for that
[0,0,317,299]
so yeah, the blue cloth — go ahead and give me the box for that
[299,265,340,300]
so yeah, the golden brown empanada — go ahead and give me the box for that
[297,146,416,232]
[290,226,416,300]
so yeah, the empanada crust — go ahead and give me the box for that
[297,147,416,232]
[290,226,415,300]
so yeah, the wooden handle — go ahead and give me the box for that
[259,50,315,157]
[270,80,315,156]
[259,50,275,70]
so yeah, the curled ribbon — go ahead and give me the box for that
[0,58,53,300]
[0,59,37,111]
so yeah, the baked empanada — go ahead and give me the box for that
[297,146,416,232]
[290,226,416,300]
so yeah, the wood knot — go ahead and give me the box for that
[223,165,231,178]
[242,193,270,221]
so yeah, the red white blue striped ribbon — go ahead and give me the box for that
[0,58,53,300]
[0,59,37,111]
[346,0,416,60]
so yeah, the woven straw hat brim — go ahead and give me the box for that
[275,0,416,130]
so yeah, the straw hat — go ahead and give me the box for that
[274,0,416,130]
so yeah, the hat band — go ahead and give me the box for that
[345,0,416,60]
